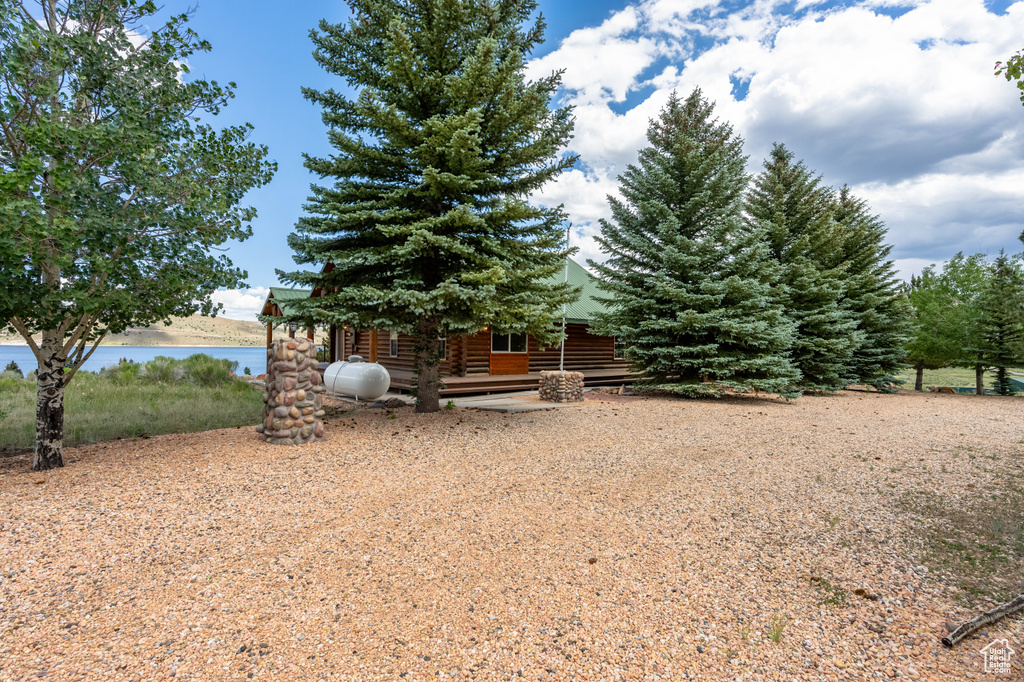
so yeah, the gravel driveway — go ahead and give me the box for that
[1,390,1021,680]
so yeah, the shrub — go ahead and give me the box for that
[243,366,251,376]
[181,354,237,387]
[140,356,184,383]
[0,373,31,391]
[98,360,141,385]
[4,361,23,378]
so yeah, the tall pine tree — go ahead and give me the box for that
[589,90,800,399]
[746,144,860,393]
[973,251,1024,395]
[831,187,912,390]
[283,0,577,412]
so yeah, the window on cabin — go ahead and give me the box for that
[492,331,527,353]
[437,337,447,359]
[614,336,626,360]
[389,331,399,357]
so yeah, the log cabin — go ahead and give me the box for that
[325,259,632,394]
[266,260,634,395]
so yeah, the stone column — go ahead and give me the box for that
[539,370,584,403]
[256,338,326,445]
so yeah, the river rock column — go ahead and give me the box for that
[539,370,584,403]
[256,339,326,445]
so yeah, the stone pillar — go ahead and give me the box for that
[256,338,326,445]
[539,370,584,403]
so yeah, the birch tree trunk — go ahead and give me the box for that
[34,330,66,470]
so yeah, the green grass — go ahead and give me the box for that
[895,366,1024,390]
[767,614,791,643]
[0,369,263,449]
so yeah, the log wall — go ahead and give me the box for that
[331,324,625,378]
[338,328,453,376]
[528,324,621,373]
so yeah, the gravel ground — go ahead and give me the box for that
[1,390,1021,681]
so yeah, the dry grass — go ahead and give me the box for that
[895,366,1024,390]
[0,372,263,451]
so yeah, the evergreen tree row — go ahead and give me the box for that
[907,249,1024,395]
[284,0,915,407]
[590,89,912,398]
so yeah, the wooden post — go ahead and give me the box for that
[369,330,378,363]
[306,326,314,341]
[328,325,337,364]
[266,322,273,375]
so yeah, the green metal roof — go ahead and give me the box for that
[549,258,610,325]
[262,287,311,318]
[261,260,608,325]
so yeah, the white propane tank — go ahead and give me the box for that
[322,356,391,401]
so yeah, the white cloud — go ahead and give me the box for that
[211,287,269,321]
[528,0,1024,278]
[528,7,660,105]
[893,257,941,281]
[855,167,1024,257]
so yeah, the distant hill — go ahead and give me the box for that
[1,315,266,347]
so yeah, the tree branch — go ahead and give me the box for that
[9,316,41,360]
[64,328,107,385]
[61,312,96,358]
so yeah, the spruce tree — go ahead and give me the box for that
[746,144,860,393]
[284,0,577,413]
[589,90,800,399]
[974,251,1024,395]
[830,187,912,390]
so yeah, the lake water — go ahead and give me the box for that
[0,345,270,375]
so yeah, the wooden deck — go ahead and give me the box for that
[386,367,638,396]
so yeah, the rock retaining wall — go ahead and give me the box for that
[256,339,326,445]
[539,370,584,403]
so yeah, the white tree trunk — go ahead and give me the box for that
[34,330,66,470]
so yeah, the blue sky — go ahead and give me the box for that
[177,1,1024,319]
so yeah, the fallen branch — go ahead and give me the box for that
[942,594,1024,647]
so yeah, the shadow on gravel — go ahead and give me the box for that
[0,446,32,473]
[897,446,1024,606]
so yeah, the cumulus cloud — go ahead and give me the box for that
[210,287,269,321]
[528,0,1024,280]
